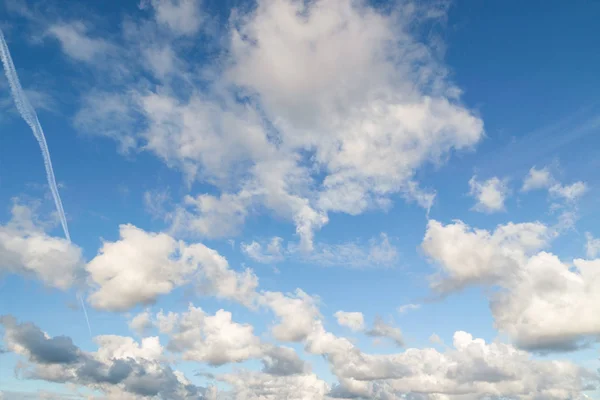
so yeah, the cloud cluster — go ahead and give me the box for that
[468,176,509,213]
[69,0,484,251]
[423,218,600,351]
[0,316,204,399]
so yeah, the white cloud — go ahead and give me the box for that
[422,219,550,292]
[86,224,258,311]
[586,232,600,258]
[334,311,364,332]
[47,22,112,62]
[423,218,600,351]
[157,304,264,365]
[0,316,202,399]
[0,202,84,290]
[522,166,553,191]
[468,175,509,213]
[73,0,483,251]
[259,289,320,342]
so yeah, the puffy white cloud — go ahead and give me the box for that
[423,218,600,351]
[468,176,509,213]
[334,311,364,332]
[492,255,600,351]
[304,323,595,399]
[86,224,258,311]
[586,232,600,258]
[218,370,330,400]
[0,202,84,290]
[422,219,550,292]
[73,0,483,251]
[157,304,264,365]
[522,166,553,191]
[259,289,320,342]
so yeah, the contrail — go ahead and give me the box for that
[0,28,92,337]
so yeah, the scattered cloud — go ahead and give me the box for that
[334,311,365,332]
[0,202,84,290]
[468,175,509,213]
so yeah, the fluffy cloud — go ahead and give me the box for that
[522,166,553,191]
[86,224,258,311]
[422,219,550,292]
[0,202,84,290]
[0,316,204,399]
[72,0,484,251]
[304,322,594,399]
[334,311,365,332]
[397,303,421,314]
[259,289,321,342]
[423,219,600,351]
[468,176,509,213]
[156,304,264,365]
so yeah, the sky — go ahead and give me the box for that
[0,0,599,399]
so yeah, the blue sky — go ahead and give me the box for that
[1,0,600,399]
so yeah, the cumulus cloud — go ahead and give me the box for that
[156,304,264,365]
[423,218,600,351]
[0,316,204,399]
[86,224,258,311]
[334,311,365,332]
[71,0,484,251]
[0,202,84,290]
[468,176,509,213]
[304,321,594,399]
[259,289,321,342]
[522,166,553,191]
[422,219,550,292]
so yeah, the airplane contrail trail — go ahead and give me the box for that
[0,28,92,337]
